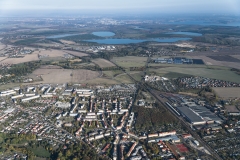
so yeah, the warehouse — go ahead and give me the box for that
[177,106,206,125]
[187,104,223,124]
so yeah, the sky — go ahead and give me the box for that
[0,0,240,16]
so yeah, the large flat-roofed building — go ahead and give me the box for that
[177,106,206,125]
[187,104,223,124]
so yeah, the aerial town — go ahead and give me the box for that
[0,1,240,160]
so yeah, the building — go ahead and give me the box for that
[0,90,16,97]
[177,106,206,125]
[154,135,180,143]
[22,95,40,102]
[55,101,71,108]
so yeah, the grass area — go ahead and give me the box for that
[86,77,119,85]
[92,58,115,68]
[13,38,41,45]
[103,70,123,78]
[0,83,22,90]
[40,57,66,62]
[73,62,96,67]
[114,74,134,84]
[213,88,240,98]
[163,72,192,79]
[129,72,143,81]
[112,56,147,68]
[149,65,240,82]
[31,146,50,158]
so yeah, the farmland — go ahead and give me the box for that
[112,56,147,68]
[213,88,240,98]
[86,77,119,85]
[63,50,88,57]
[0,44,6,50]
[193,55,240,69]
[1,54,39,64]
[207,55,240,62]
[149,65,240,82]
[36,49,69,58]
[92,58,115,68]
[114,74,134,83]
[30,68,100,84]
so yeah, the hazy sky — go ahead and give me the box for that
[0,0,240,15]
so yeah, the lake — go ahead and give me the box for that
[92,31,115,37]
[165,20,240,26]
[167,32,202,36]
[83,38,191,44]
[133,26,150,31]
[46,34,79,39]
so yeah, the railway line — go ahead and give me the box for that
[110,58,222,160]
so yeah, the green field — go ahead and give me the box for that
[103,70,123,78]
[112,56,147,68]
[86,77,119,85]
[149,65,240,82]
[114,74,134,83]
[31,146,50,158]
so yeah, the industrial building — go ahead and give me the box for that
[188,104,223,124]
[177,106,206,125]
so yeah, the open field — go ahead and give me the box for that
[59,40,76,45]
[114,74,134,83]
[39,65,62,69]
[34,43,63,48]
[92,58,115,68]
[31,69,99,84]
[129,71,143,81]
[112,56,147,68]
[69,59,82,62]
[1,54,39,64]
[0,56,8,62]
[225,105,239,112]
[63,50,88,57]
[86,77,119,85]
[187,55,240,69]
[0,83,22,90]
[103,70,123,78]
[231,55,240,60]
[36,49,67,58]
[213,88,240,98]
[71,62,96,68]
[0,49,87,64]
[0,44,6,50]
[207,55,240,62]
[149,66,240,82]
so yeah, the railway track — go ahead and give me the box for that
[110,58,222,160]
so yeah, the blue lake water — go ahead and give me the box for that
[133,26,150,31]
[46,34,79,38]
[84,38,191,44]
[92,31,115,37]
[167,32,202,36]
[165,20,240,26]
